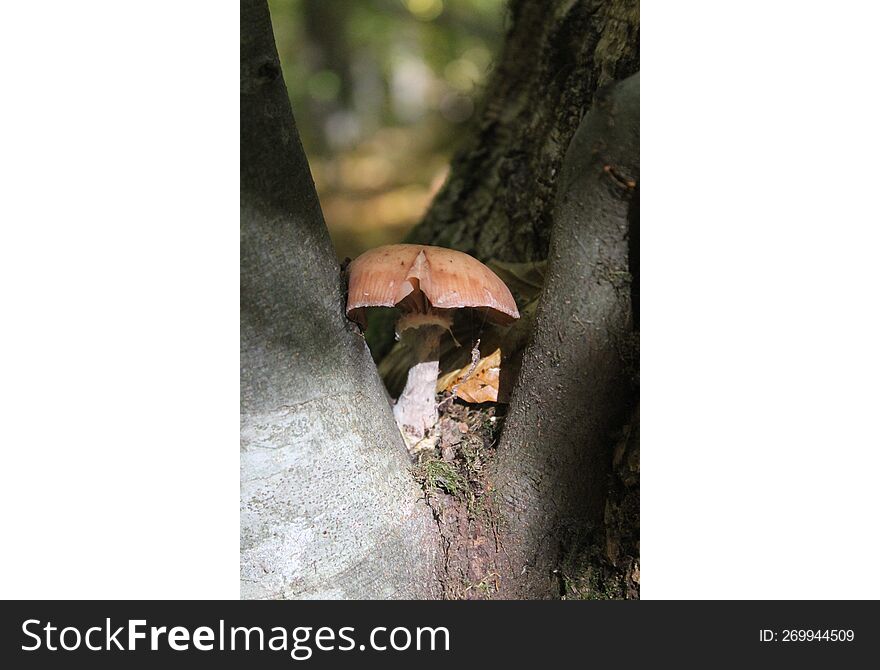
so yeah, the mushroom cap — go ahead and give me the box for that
[346,244,520,325]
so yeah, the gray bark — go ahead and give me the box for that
[240,0,438,599]
[491,73,640,598]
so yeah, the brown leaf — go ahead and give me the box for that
[437,348,502,403]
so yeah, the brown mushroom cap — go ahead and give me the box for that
[346,244,520,326]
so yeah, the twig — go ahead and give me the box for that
[439,339,481,410]
[450,339,481,401]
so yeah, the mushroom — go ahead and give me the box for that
[346,244,519,453]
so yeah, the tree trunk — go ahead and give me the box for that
[407,0,639,263]
[491,74,640,598]
[239,0,439,599]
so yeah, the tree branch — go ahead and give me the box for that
[491,73,640,598]
[240,0,438,599]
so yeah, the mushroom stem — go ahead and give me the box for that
[392,323,447,454]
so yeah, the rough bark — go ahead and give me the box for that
[491,73,640,598]
[365,0,639,363]
[364,0,640,598]
[407,0,639,263]
[240,0,439,599]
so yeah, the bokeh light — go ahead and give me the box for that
[268,0,506,259]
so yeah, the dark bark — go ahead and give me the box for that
[407,0,639,263]
[365,0,639,364]
[390,0,639,597]
[368,0,640,598]
[491,73,640,598]
[240,0,438,599]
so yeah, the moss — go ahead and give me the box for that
[411,401,507,599]
[417,457,467,497]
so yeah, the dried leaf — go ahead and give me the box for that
[437,348,502,403]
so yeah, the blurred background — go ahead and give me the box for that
[268,0,508,260]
